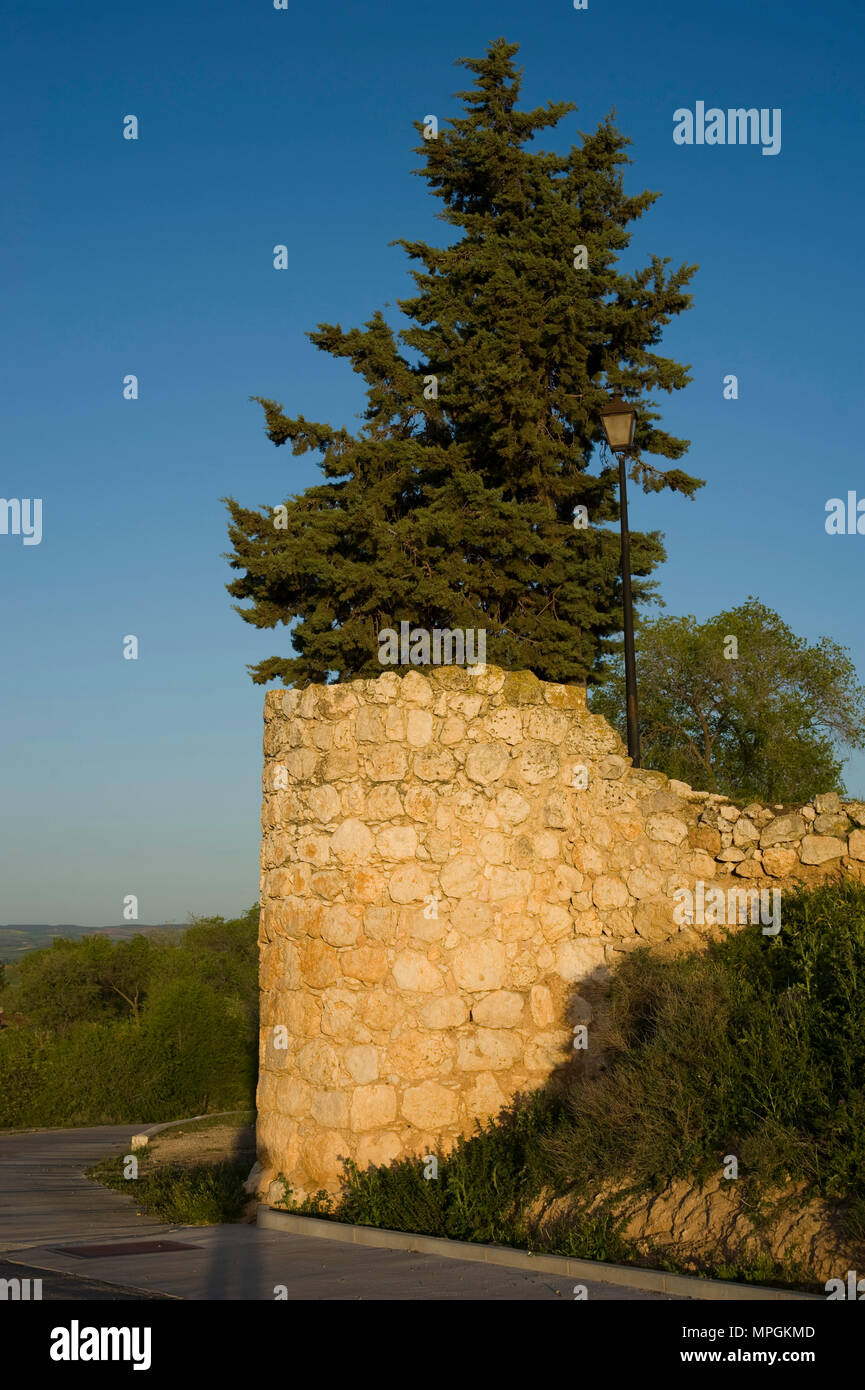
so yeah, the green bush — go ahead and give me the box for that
[89,1155,250,1224]
[547,879,865,1203]
[317,881,865,1280]
[0,907,259,1128]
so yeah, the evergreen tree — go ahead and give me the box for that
[225,39,702,687]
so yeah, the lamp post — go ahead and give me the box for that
[600,395,641,768]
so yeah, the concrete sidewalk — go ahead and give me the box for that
[6,1222,683,1300]
[0,1125,682,1300]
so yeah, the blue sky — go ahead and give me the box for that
[2,0,863,926]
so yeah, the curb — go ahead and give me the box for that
[256,1207,822,1301]
[130,1111,241,1151]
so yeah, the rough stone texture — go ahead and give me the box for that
[256,666,862,1199]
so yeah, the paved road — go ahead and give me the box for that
[0,1126,684,1300]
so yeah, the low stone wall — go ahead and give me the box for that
[256,665,865,1202]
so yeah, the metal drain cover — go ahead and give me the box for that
[55,1240,201,1258]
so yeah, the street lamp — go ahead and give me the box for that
[600,395,641,768]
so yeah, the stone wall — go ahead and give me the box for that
[256,665,865,1202]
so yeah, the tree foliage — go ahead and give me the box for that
[224,38,701,687]
[0,907,260,1127]
[591,599,865,802]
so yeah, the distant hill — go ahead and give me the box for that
[0,923,185,962]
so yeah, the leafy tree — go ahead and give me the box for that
[590,599,865,802]
[100,936,154,1022]
[0,907,261,1127]
[224,38,702,687]
[14,936,117,1030]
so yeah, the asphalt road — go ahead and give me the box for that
[0,1126,684,1301]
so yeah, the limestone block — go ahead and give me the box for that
[297,1040,341,1087]
[311,1089,349,1128]
[800,834,845,865]
[464,1072,507,1121]
[401,1081,460,1128]
[300,940,340,988]
[452,940,507,991]
[406,708,434,746]
[296,834,331,867]
[539,902,572,942]
[487,866,532,902]
[555,938,607,984]
[592,875,629,910]
[389,1030,453,1075]
[356,1132,402,1170]
[691,825,722,855]
[634,900,675,942]
[340,946,389,983]
[320,987,360,1036]
[345,1045,379,1083]
[309,871,343,904]
[285,748,318,780]
[495,789,531,823]
[848,829,865,861]
[597,754,628,780]
[413,749,457,782]
[363,906,396,941]
[389,864,433,903]
[320,905,362,948]
[732,817,760,847]
[346,868,382,903]
[470,990,524,1027]
[518,742,561,783]
[302,1131,347,1186]
[760,814,806,848]
[762,846,799,877]
[324,751,359,781]
[451,900,493,937]
[376,825,418,860]
[282,991,322,1040]
[456,1029,522,1072]
[524,708,571,743]
[440,715,466,745]
[550,864,584,900]
[400,671,433,705]
[479,831,507,864]
[366,745,408,781]
[813,792,842,813]
[646,812,689,845]
[392,950,443,992]
[626,866,665,899]
[274,1075,311,1117]
[351,1085,398,1132]
[530,984,557,1028]
[440,855,483,899]
[733,857,767,878]
[366,784,404,820]
[361,992,405,1031]
[486,708,523,744]
[356,707,386,742]
[404,785,438,821]
[813,812,851,837]
[532,830,561,860]
[465,743,511,784]
[419,995,469,1029]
